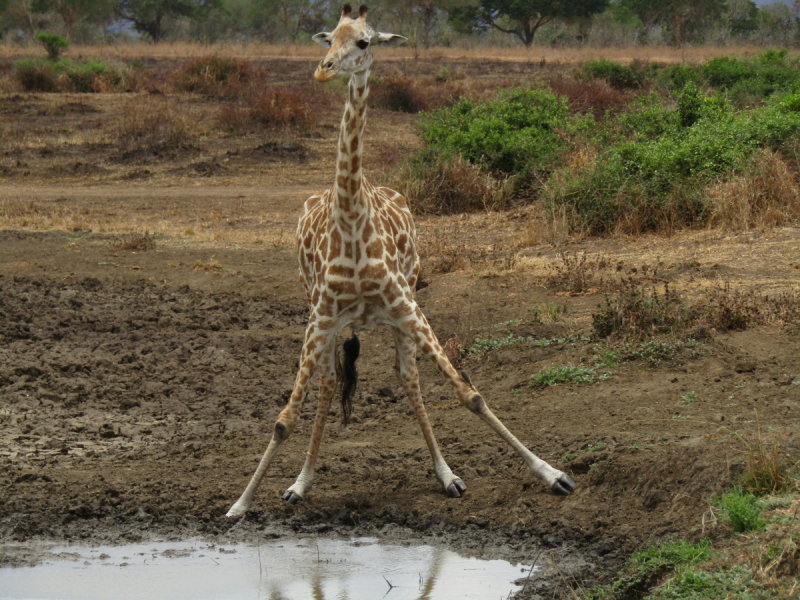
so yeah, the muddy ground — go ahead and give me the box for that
[1,56,800,597]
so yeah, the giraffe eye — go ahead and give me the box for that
[356,39,369,50]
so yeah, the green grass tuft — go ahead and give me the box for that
[530,364,603,387]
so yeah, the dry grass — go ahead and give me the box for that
[417,217,518,275]
[546,76,637,118]
[216,84,319,133]
[192,258,225,273]
[115,97,200,158]
[707,150,800,231]
[113,231,157,251]
[170,55,261,97]
[546,250,615,295]
[387,155,513,216]
[1,41,795,64]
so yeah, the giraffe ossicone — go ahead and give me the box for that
[225,4,574,518]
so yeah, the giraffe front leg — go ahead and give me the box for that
[226,321,325,518]
[406,312,575,497]
[282,342,337,504]
[392,327,467,498]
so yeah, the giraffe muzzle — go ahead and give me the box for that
[314,60,338,82]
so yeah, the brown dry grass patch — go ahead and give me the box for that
[707,150,800,231]
[171,55,261,97]
[386,155,513,216]
[546,76,637,118]
[216,84,319,133]
[115,97,199,158]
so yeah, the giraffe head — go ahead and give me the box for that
[313,4,406,83]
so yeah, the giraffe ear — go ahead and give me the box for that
[313,32,333,48]
[373,32,407,48]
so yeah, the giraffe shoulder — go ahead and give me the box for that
[377,186,410,212]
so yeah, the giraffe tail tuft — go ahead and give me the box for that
[340,333,360,425]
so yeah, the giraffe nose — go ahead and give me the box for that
[315,59,337,82]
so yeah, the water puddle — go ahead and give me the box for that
[0,537,533,600]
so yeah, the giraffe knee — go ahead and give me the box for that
[467,394,485,414]
[273,421,288,443]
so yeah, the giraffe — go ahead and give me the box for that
[226,4,575,518]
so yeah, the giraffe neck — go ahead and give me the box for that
[334,69,369,223]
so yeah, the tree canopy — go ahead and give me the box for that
[620,0,727,47]
[449,0,610,47]
[116,0,225,41]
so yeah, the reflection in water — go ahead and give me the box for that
[0,537,530,600]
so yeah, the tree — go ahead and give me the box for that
[116,0,225,41]
[256,0,327,41]
[449,0,610,47]
[37,0,112,40]
[726,0,757,35]
[621,0,727,48]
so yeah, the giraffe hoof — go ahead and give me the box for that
[446,478,467,498]
[551,474,575,496]
[282,491,303,504]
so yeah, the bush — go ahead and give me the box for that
[593,279,689,338]
[582,58,646,90]
[546,89,800,234]
[388,151,513,215]
[419,87,572,188]
[173,56,258,97]
[116,98,197,158]
[37,31,68,61]
[703,50,800,102]
[216,85,317,133]
[371,76,427,112]
[14,58,125,93]
[720,489,766,533]
[546,76,635,119]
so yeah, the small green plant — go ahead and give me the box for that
[37,31,68,61]
[608,539,714,598]
[531,364,602,387]
[719,488,766,533]
[435,66,450,83]
[561,452,578,462]
[681,391,698,403]
[587,441,606,452]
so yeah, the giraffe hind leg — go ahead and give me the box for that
[392,327,466,498]
[407,311,575,496]
[226,321,327,517]
[282,342,338,504]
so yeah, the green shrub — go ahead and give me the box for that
[703,50,800,102]
[37,31,68,60]
[547,89,800,234]
[419,87,572,188]
[657,63,704,91]
[582,58,645,90]
[14,58,59,92]
[14,58,121,93]
[720,488,766,533]
[678,82,704,127]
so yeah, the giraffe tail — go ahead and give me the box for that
[340,333,360,425]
